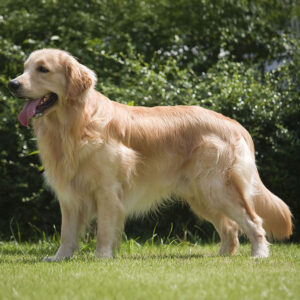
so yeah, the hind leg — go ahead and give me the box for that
[218,183,269,258]
[212,180,269,257]
[212,216,239,256]
[223,204,269,258]
[187,197,239,256]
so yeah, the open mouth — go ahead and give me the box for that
[18,93,58,127]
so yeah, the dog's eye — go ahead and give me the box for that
[37,66,49,73]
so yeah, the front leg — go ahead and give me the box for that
[95,188,125,258]
[43,201,80,262]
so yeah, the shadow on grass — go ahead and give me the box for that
[0,247,56,255]
[1,252,221,264]
[0,250,251,265]
[120,253,206,260]
[0,257,43,264]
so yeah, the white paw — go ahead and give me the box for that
[95,248,114,259]
[251,247,269,258]
[43,255,60,262]
[251,252,269,258]
[42,254,72,262]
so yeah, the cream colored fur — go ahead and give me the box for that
[13,49,292,260]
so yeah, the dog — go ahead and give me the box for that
[9,49,292,260]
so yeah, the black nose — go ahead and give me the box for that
[8,80,21,92]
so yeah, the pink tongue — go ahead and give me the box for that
[18,99,41,127]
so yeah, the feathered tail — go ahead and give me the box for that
[253,178,292,240]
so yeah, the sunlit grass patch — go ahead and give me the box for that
[0,241,299,300]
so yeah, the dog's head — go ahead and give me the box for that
[8,49,96,126]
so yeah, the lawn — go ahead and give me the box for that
[0,241,299,300]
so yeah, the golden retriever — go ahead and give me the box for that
[9,49,292,260]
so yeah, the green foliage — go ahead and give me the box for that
[0,0,299,241]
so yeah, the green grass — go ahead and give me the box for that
[0,241,299,300]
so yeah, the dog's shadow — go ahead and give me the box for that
[1,245,235,264]
[0,252,214,264]
[120,253,207,260]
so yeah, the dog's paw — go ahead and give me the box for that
[43,255,57,262]
[42,255,65,262]
[95,249,114,259]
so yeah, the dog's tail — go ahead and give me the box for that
[253,177,292,240]
[232,135,292,240]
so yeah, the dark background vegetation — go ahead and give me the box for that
[0,0,299,242]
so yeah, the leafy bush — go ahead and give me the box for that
[0,0,299,241]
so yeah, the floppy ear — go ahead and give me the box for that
[65,58,96,101]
